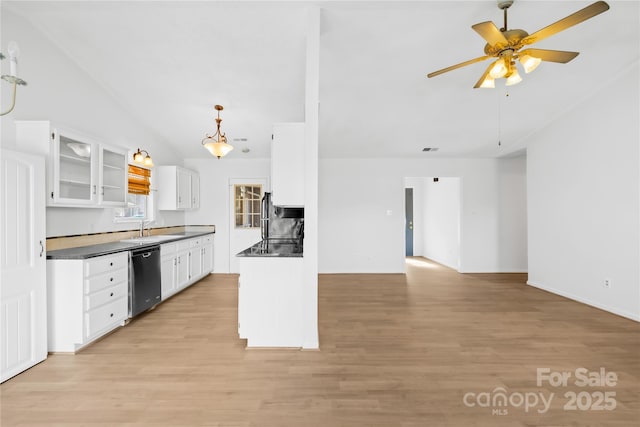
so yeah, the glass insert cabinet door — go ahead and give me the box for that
[52,133,97,205]
[100,147,127,206]
[235,184,262,228]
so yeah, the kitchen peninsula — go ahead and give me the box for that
[237,243,304,348]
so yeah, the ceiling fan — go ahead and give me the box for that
[427,0,610,88]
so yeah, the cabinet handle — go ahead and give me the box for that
[193,198,196,205]
[110,262,113,266]
[101,186,105,196]
[39,240,44,257]
[110,292,114,297]
[110,277,114,282]
[93,185,97,195]
[110,313,114,317]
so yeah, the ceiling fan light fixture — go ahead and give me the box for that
[520,54,542,73]
[505,68,523,86]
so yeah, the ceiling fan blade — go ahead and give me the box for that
[472,21,509,46]
[523,1,610,45]
[520,48,579,63]
[473,62,495,89]
[427,56,490,78]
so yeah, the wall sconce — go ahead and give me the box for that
[133,148,153,167]
[1,41,28,117]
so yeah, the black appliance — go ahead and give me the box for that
[129,245,161,318]
[260,192,304,243]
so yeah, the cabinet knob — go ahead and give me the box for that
[110,292,114,297]
[110,277,114,282]
[110,262,113,266]
[110,313,114,317]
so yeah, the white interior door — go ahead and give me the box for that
[228,178,267,273]
[0,149,47,383]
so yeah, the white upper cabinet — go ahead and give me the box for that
[271,123,305,207]
[51,129,98,206]
[156,166,200,210]
[191,172,200,209]
[15,121,128,208]
[99,145,128,206]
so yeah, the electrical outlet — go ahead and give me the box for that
[604,278,612,289]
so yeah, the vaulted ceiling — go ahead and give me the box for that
[4,1,639,159]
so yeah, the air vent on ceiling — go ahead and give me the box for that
[422,147,439,152]
[233,138,248,142]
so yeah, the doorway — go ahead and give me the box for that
[228,178,267,273]
[404,177,462,271]
[405,188,413,256]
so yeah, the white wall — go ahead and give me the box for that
[319,158,527,274]
[497,155,527,272]
[184,158,270,273]
[422,177,461,270]
[527,62,639,321]
[1,9,185,237]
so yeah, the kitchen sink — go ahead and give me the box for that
[120,234,183,243]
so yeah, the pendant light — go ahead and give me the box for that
[202,105,233,159]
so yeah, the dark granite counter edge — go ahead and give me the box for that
[236,240,303,258]
[47,231,215,260]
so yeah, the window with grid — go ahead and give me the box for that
[234,184,262,228]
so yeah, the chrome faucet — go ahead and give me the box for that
[139,221,146,237]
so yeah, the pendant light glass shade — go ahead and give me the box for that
[203,137,234,159]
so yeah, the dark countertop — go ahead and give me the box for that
[47,231,215,260]
[236,240,303,258]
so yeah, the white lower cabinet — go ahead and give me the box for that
[202,235,214,273]
[160,243,178,299]
[160,233,214,301]
[237,257,303,347]
[47,252,129,352]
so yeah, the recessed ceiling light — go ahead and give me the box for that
[242,148,250,153]
[422,147,439,152]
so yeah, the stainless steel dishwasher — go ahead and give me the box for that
[129,245,161,318]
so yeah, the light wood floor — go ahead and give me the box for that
[2,258,638,426]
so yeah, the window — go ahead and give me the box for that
[114,165,154,222]
[114,193,149,221]
[234,184,262,228]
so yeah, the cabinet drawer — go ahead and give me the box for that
[84,252,128,277]
[189,238,201,248]
[161,243,177,256]
[85,282,128,311]
[176,240,190,251]
[85,297,127,339]
[85,268,128,294]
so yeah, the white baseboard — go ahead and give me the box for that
[527,280,640,322]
